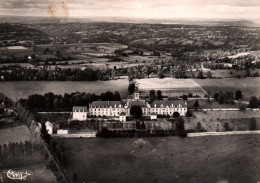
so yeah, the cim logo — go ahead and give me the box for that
[3,169,31,181]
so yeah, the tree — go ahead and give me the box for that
[196,122,206,132]
[196,122,202,132]
[157,90,163,100]
[249,96,259,108]
[44,48,50,54]
[130,105,143,119]
[53,97,60,109]
[175,117,187,138]
[223,122,232,131]
[197,71,204,79]
[186,111,192,117]
[31,54,36,62]
[193,100,199,109]
[73,95,83,106]
[141,121,146,130]
[136,121,141,129]
[214,93,219,101]
[173,112,180,118]
[235,90,242,100]
[72,173,78,183]
[249,117,257,131]
[149,90,156,102]
[207,71,212,78]
[128,82,135,95]
[113,91,121,101]
[56,50,61,58]
[182,95,188,100]
[158,71,165,79]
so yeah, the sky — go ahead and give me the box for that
[0,0,260,20]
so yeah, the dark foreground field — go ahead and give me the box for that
[60,135,260,183]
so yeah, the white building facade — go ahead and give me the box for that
[73,90,187,121]
[72,106,88,121]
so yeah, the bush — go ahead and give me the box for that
[239,105,246,111]
[196,122,206,132]
[235,90,242,100]
[193,100,199,108]
[186,129,196,133]
[223,122,232,131]
[140,122,146,130]
[175,117,187,138]
[249,96,259,108]
[173,112,180,118]
[136,121,141,129]
[249,118,257,131]
[185,111,193,117]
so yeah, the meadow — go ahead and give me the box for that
[186,110,260,132]
[194,77,260,99]
[0,78,129,101]
[0,125,35,145]
[135,77,207,97]
[0,120,56,183]
[60,135,260,183]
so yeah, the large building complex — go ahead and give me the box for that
[72,89,187,121]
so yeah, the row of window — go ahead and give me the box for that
[90,110,186,116]
[91,108,127,112]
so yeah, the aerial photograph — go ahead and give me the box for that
[0,0,260,182]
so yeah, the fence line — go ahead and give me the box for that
[187,130,260,137]
[196,108,259,111]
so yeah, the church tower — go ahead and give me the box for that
[133,87,140,100]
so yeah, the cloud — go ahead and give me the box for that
[0,0,259,19]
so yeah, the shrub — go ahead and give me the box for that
[173,112,180,118]
[249,96,259,108]
[186,129,196,133]
[136,121,141,129]
[249,118,257,131]
[185,111,193,117]
[239,105,246,111]
[235,90,242,100]
[175,117,187,138]
[223,122,232,131]
[193,100,199,108]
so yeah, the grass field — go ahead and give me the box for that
[0,125,35,145]
[0,78,129,101]
[60,135,260,183]
[194,78,260,100]
[187,99,240,109]
[0,121,56,183]
[135,78,206,97]
[186,110,260,132]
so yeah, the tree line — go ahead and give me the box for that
[0,67,113,81]
[0,141,44,167]
[19,91,122,112]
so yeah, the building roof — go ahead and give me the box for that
[129,100,147,108]
[150,100,187,108]
[90,101,125,108]
[73,106,87,112]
